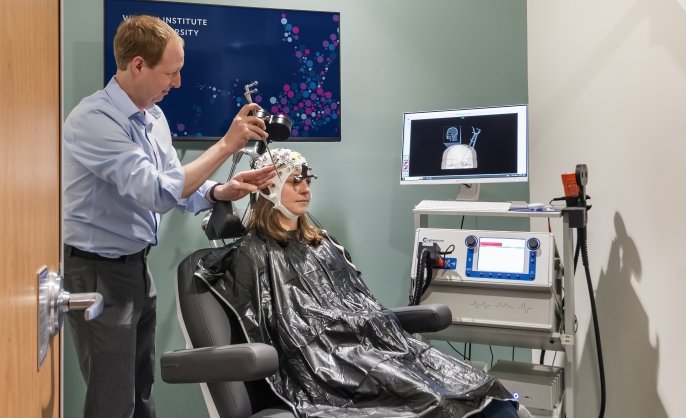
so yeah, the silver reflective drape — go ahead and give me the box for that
[196,233,515,417]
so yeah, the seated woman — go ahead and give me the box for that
[196,148,530,418]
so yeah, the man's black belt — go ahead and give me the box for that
[65,244,150,263]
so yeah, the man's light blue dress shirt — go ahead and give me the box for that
[63,77,214,257]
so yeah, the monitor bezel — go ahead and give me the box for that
[400,104,528,185]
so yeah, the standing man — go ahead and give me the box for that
[62,15,275,418]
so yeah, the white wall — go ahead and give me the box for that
[528,0,686,416]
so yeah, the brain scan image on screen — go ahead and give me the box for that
[401,105,527,186]
[441,126,481,169]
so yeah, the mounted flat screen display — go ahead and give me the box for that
[104,0,342,141]
[401,105,528,184]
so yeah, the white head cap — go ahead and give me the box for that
[253,148,310,219]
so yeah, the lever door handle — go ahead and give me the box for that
[38,266,105,367]
[43,269,104,335]
[66,291,104,321]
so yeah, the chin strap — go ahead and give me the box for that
[275,204,299,220]
[257,192,299,220]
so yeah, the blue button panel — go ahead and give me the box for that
[439,258,457,270]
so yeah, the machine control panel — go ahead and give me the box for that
[412,228,560,330]
[465,235,539,281]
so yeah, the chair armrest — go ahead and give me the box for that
[160,342,278,383]
[389,303,452,334]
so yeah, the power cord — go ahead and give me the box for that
[447,341,468,360]
[578,225,606,418]
[409,248,431,306]
[541,191,604,418]
[409,244,454,306]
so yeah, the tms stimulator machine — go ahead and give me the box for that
[410,228,562,332]
[405,163,599,418]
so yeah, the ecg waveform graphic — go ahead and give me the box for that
[469,300,535,314]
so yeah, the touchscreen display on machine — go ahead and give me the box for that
[475,238,527,274]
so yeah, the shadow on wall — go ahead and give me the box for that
[535,0,686,128]
[576,212,667,417]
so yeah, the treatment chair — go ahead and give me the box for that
[160,203,453,417]
[160,247,453,418]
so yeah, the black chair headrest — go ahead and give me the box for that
[204,201,246,241]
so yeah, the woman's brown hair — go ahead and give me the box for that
[246,195,323,246]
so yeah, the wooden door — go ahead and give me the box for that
[0,0,61,417]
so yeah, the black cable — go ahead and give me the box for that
[447,341,467,360]
[560,205,605,416]
[440,244,455,256]
[543,193,604,418]
[410,249,430,306]
[578,226,606,418]
[574,229,581,272]
[421,250,434,295]
[306,211,324,229]
[489,345,494,368]
[410,244,442,305]
[410,251,422,305]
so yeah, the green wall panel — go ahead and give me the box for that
[62,1,528,416]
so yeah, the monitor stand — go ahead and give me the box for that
[456,183,480,201]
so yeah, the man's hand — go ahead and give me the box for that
[181,104,271,199]
[220,103,269,154]
[212,165,276,201]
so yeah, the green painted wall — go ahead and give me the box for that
[62,1,528,416]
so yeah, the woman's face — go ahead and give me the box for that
[279,169,312,218]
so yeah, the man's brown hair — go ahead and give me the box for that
[113,15,183,70]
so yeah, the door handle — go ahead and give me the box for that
[65,290,104,321]
[38,266,104,367]
[45,269,103,334]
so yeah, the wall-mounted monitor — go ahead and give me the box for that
[400,105,528,194]
[104,0,341,142]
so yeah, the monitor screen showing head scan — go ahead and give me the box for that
[400,105,528,185]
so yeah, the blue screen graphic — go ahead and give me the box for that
[104,0,341,141]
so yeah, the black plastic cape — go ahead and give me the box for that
[195,232,516,418]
